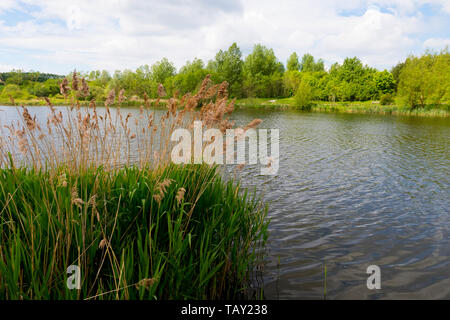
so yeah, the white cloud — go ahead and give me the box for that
[0,64,18,72]
[423,37,450,49]
[0,0,448,73]
[315,8,420,67]
[0,0,16,13]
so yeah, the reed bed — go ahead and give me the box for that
[234,98,450,117]
[0,73,268,299]
[310,102,450,117]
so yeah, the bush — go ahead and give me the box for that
[30,79,60,97]
[1,84,21,96]
[380,93,394,105]
[397,50,450,108]
[294,81,313,109]
[0,84,34,100]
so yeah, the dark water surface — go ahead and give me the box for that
[1,106,449,299]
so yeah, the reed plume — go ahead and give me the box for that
[1,75,263,176]
[60,78,70,97]
[118,89,126,104]
[72,71,79,91]
[158,84,166,97]
[105,89,115,106]
[176,187,186,205]
[81,78,90,97]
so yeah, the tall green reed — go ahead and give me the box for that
[0,164,268,299]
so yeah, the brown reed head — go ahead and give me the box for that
[105,89,115,107]
[158,84,166,97]
[72,71,79,91]
[81,78,90,97]
[60,78,70,97]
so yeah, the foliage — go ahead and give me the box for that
[1,45,448,111]
[0,84,32,99]
[282,70,302,96]
[397,49,450,108]
[244,44,284,77]
[287,52,300,72]
[0,70,63,85]
[374,70,395,95]
[324,57,378,101]
[242,44,285,98]
[300,53,324,72]
[208,43,244,97]
[151,58,176,84]
[294,80,313,109]
[390,61,405,92]
[380,93,394,105]
[174,58,210,95]
[29,79,60,97]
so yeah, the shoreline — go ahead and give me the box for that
[235,98,450,118]
[1,97,449,118]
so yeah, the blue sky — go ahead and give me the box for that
[0,0,449,74]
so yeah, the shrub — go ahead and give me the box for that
[294,81,313,109]
[380,93,394,105]
[1,84,21,98]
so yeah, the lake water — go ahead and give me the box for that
[1,106,449,299]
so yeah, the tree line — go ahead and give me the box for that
[0,43,448,109]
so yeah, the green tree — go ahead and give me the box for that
[287,52,300,72]
[374,70,395,95]
[209,43,244,97]
[135,65,153,96]
[244,44,283,76]
[88,70,111,86]
[243,44,284,97]
[294,80,313,109]
[282,70,302,96]
[398,56,426,108]
[30,79,60,97]
[398,49,450,108]
[429,49,450,105]
[99,70,112,85]
[151,58,176,84]
[0,84,31,99]
[5,70,25,86]
[327,57,377,101]
[174,58,209,94]
[300,54,324,72]
[390,62,405,92]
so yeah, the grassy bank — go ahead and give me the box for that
[0,164,267,299]
[2,96,449,117]
[0,97,163,107]
[0,75,269,300]
[235,97,450,117]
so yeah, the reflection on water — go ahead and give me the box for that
[1,106,449,299]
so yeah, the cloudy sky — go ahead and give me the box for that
[0,0,449,74]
